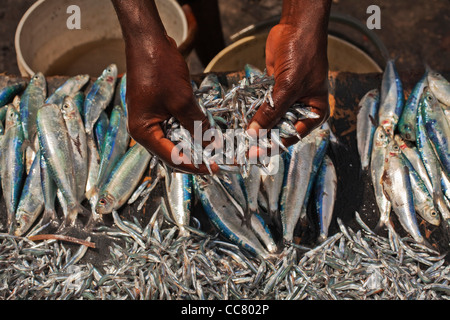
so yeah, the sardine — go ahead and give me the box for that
[398,72,428,141]
[416,100,450,225]
[1,106,25,234]
[95,143,151,215]
[378,60,405,137]
[61,96,88,202]
[95,111,109,154]
[279,138,316,244]
[427,69,450,106]
[0,81,27,107]
[421,87,450,179]
[395,135,433,195]
[96,105,129,190]
[382,140,426,245]
[14,151,45,236]
[19,72,47,144]
[403,153,441,226]
[164,172,193,237]
[36,104,80,228]
[39,152,58,227]
[260,153,284,225]
[314,155,337,242]
[371,126,392,231]
[193,175,272,259]
[357,89,379,170]
[83,64,117,134]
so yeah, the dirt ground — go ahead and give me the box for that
[0,0,449,76]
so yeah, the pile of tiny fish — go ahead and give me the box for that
[0,212,448,300]
[357,60,450,247]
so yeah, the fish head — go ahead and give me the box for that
[423,205,441,226]
[95,193,116,215]
[399,123,414,141]
[61,96,78,119]
[14,211,32,236]
[387,139,401,157]
[373,126,390,150]
[394,134,409,149]
[30,72,46,89]
[101,64,118,84]
[427,70,450,87]
[5,104,21,128]
[421,87,438,108]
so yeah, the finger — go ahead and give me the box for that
[247,84,294,135]
[134,121,219,175]
[173,95,213,149]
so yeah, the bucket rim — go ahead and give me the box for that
[15,0,45,77]
[205,33,383,74]
[14,0,188,77]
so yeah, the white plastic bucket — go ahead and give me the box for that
[205,33,383,74]
[15,0,188,77]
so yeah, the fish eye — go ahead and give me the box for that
[427,95,433,101]
[430,211,437,217]
[63,104,70,109]
[99,199,106,205]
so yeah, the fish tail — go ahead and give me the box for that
[41,208,59,228]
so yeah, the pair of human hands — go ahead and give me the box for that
[122,4,330,175]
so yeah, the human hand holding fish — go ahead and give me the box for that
[247,0,331,160]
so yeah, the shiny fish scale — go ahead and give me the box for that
[45,74,89,106]
[14,151,45,236]
[421,88,450,179]
[83,64,118,134]
[357,88,379,170]
[19,72,47,143]
[1,106,25,234]
[165,172,193,237]
[61,96,88,202]
[95,143,151,215]
[36,104,79,227]
[378,59,404,138]
[0,81,27,107]
[398,72,428,141]
[381,140,425,245]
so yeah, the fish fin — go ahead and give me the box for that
[374,218,388,235]
[368,114,378,128]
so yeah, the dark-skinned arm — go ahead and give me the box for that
[248,0,331,155]
[111,0,218,174]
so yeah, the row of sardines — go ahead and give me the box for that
[0,64,158,237]
[0,64,338,261]
[357,60,450,247]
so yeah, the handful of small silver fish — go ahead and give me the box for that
[357,60,450,249]
[0,61,448,300]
